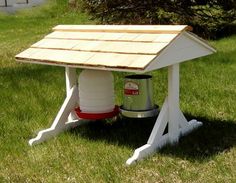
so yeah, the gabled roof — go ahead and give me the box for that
[15,25,216,72]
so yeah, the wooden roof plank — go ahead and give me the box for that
[46,31,121,41]
[16,48,157,69]
[46,31,106,40]
[53,25,189,34]
[31,38,168,55]
[15,48,40,58]
[84,52,156,68]
[117,33,140,41]
[46,31,172,43]
[16,48,94,64]
[153,34,178,42]
[84,53,124,67]
[128,55,156,68]
[32,39,79,49]
[98,32,125,40]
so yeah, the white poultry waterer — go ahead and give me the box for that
[75,69,119,119]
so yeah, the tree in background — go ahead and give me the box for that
[78,0,236,39]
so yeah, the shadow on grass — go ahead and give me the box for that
[159,114,236,162]
[70,114,236,162]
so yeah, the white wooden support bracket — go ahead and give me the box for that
[126,64,202,165]
[65,67,80,122]
[29,67,87,146]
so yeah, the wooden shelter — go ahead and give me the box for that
[16,25,216,165]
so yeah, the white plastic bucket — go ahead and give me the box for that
[79,69,115,113]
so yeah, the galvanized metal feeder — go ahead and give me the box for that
[121,74,158,118]
[15,25,216,165]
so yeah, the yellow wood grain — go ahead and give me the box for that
[45,31,178,43]
[31,39,79,49]
[16,48,157,69]
[31,38,168,54]
[84,52,156,68]
[53,25,189,34]
[16,48,93,64]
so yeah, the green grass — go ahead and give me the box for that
[0,1,236,182]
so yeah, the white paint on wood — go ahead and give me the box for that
[126,64,203,165]
[65,67,79,121]
[168,64,180,143]
[184,31,216,52]
[29,86,84,145]
[145,32,216,71]
[147,97,169,144]
[65,67,77,94]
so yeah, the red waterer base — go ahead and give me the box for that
[75,105,120,120]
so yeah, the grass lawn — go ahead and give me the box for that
[0,0,236,182]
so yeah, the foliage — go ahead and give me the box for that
[78,0,236,39]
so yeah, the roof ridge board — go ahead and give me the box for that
[53,24,189,30]
[52,25,190,34]
[52,29,184,34]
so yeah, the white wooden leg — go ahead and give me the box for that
[126,98,169,165]
[65,67,79,121]
[126,64,202,165]
[168,64,180,144]
[29,86,85,145]
[29,67,85,146]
